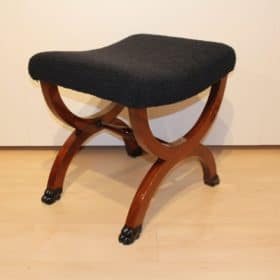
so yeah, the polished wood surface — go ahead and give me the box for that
[0,148,280,278]
[125,158,177,228]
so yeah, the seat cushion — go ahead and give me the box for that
[28,34,236,108]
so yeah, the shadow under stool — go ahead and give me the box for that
[28,34,236,245]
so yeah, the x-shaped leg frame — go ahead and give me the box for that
[39,75,227,245]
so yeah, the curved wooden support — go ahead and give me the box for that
[120,144,220,244]
[41,130,95,204]
[183,77,227,142]
[120,76,227,244]
[41,81,142,158]
[40,82,124,132]
[193,144,219,186]
[46,130,94,190]
[126,159,177,227]
[40,81,125,204]
[128,76,227,161]
[119,158,177,244]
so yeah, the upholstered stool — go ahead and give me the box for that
[28,34,236,245]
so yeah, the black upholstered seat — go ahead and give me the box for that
[29,34,236,108]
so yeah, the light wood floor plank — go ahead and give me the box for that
[0,147,279,278]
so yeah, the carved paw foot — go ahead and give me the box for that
[41,188,63,205]
[118,225,142,245]
[204,174,220,187]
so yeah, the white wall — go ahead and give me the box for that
[1,0,280,146]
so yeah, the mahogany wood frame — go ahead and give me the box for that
[39,75,227,245]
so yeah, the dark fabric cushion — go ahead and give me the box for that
[28,34,236,108]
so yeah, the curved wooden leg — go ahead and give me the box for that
[119,144,219,245]
[193,144,220,187]
[120,76,228,245]
[119,159,177,245]
[40,81,124,204]
[42,130,96,204]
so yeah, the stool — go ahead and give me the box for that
[28,34,236,245]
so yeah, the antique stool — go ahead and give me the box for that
[28,34,236,245]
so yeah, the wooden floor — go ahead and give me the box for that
[0,147,280,279]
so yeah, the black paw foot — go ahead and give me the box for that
[127,146,143,158]
[204,175,220,187]
[118,225,142,245]
[41,188,63,205]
